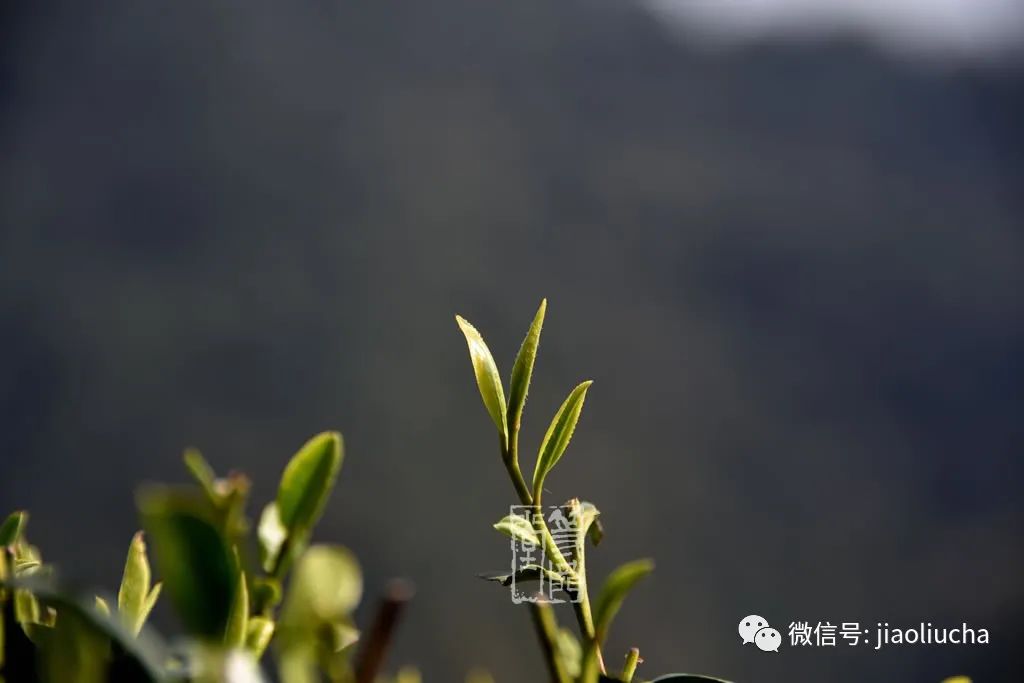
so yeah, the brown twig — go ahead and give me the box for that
[354,578,415,683]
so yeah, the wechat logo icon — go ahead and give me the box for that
[739,614,781,652]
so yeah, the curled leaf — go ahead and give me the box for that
[456,315,508,443]
[493,514,540,547]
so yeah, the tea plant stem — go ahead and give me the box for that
[505,432,572,683]
[530,602,572,683]
[621,648,641,682]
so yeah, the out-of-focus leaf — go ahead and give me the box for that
[456,316,508,443]
[258,503,287,574]
[118,532,152,636]
[94,596,111,616]
[277,432,343,541]
[395,667,422,683]
[191,646,268,683]
[649,676,735,682]
[593,559,654,645]
[39,607,108,683]
[184,449,218,502]
[245,616,275,657]
[556,627,582,678]
[508,299,546,434]
[138,489,237,639]
[225,569,249,649]
[0,512,27,547]
[465,669,495,683]
[6,575,165,681]
[532,381,592,497]
[281,545,361,626]
[493,514,540,546]
[251,577,282,614]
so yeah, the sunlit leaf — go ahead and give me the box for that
[456,315,508,443]
[277,432,344,540]
[593,559,654,645]
[508,299,546,434]
[118,532,152,636]
[245,616,275,657]
[493,514,540,546]
[258,502,287,574]
[532,381,593,497]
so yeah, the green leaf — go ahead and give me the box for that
[508,299,546,434]
[225,568,249,648]
[39,606,108,683]
[277,432,344,539]
[593,559,654,645]
[532,381,593,497]
[493,514,540,546]
[94,596,111,617]
[138,489,238,639]
[455,315,508,443]
[258,502,287,573]
[0,511,27,546]
[118,532,152,636]
[245,617,275,657]
[281,545,362,626]
[184,448,218,501]
[555,627,582,679]
[4,575,165,681]
[579,500,603,546]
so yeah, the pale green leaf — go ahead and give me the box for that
[455,315,508,442]
[493,514,540,546]
[532,381,593,497]
[508,299,546,433]
[245,617,275,657]
[118,532,152,636]
[281,545,362,626]
[258,502,288,573]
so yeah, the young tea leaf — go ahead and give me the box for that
[532,381,593,499]
[118,532,152,636]
[456,316,508,443]
[493,514,540,547]
[593,559,654,645]
[508,299,546,434]
[277,432,344,540]
[245,617,275,657]
[258,502,288,574]
[183,448,218,502]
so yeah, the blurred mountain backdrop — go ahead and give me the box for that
[1,1,1022,681]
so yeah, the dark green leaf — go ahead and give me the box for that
[508,299,546,434]
[138,489,238,640]
[532,381,593,497]
[455,315,508,443]
[593,559,654,644]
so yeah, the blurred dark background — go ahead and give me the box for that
[2,1,1022,681]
